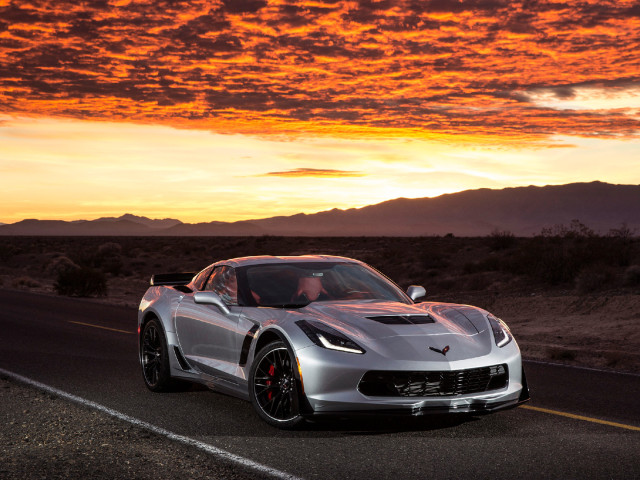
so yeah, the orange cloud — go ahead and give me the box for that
[1,0,639,144]
[261,168,364,178]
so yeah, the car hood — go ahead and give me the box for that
[299,300,493,361]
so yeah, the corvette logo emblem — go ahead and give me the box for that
[429,345,450,356]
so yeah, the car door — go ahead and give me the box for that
[175,265,243,381]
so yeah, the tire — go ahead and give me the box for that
[249,340,306,429]
[140,318,185,392]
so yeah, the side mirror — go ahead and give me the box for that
[406,285,426,302]
[193,291,231,315]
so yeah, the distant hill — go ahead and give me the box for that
[1,182,639,236]
[94,214,182,229]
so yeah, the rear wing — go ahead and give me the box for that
[150,272,196,287]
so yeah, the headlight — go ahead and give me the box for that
[488,314,512,348]
[296,320,366,354]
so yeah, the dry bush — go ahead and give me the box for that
[463,256,500,274]
[54,267,107,297]
[464,273,492,291]
[0,242,19,262]
[603,351,625,368]
[575,266,614,293]
[97,242,122,256]
[489,229,516,250]
[547,347,578,361]
[94,242,123,276]
[13,276,41,288]
[503,220,636,286]
[45,255,79,276]
[623,265,640,286]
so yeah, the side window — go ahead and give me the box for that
[205,266,238,305]
[192,266,214,291]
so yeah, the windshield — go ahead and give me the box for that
[238,262,410,308]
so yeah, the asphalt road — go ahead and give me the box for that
[1,289,639,479]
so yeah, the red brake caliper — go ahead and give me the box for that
[267,364,275,401]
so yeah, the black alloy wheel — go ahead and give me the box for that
[250,341,305,428]
[141,318,184,392]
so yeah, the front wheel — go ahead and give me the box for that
[249,341,306,428]
[140,318,185,392]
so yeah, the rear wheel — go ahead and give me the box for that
[141,318,185,392]
[249,341,305,428]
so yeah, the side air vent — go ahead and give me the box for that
[367,315,435,325]
[173,346,192,371]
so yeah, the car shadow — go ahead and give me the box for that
[300,413,480,434]
[159,385,485,437]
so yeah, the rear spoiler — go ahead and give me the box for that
[150,272,197,287]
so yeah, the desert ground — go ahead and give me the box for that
[1,233,639,373]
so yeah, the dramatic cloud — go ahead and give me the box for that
[1,0,640,143]
[262,167,364,177]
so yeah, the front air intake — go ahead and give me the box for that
[358,364,508,397]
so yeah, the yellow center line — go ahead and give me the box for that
[520,405,640,432]
[68,321,135,335]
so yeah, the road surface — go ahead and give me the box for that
[1,289,638,479]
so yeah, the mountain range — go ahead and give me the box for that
[1,182,638,237]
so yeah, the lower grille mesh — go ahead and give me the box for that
[358,364,508,397]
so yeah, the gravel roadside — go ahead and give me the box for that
[0,376,266,480]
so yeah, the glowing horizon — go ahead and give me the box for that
[1,0,639,224]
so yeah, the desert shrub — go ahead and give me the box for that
[436,278,456,290]
[54,267,107,297]
[609,222,636,239]
[624,265,640,286]
[94,242,123,276]
[489,229,516,250]
[45,255,79,276]
[463,256,500,274]
[13,276,41,288]
[504,220,623,285]
[420,251,450,270]
[606,223,636,267]
[0,242,18,262]
[547,347,578,361]
[68,242,123,276]
[603,351,625,368]
[505,237,582,284]
[98,242,122,256]
[575,265,614,293]
[464,273,492,291]
[540,219,595,238]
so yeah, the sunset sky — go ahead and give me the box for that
[1,0,639,224]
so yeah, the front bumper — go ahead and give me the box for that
[295,342,529,416]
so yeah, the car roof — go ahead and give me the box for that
[218,255,362,268]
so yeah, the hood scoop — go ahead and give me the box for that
[367,315,435,325]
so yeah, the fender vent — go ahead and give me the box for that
[173,346,192,371]
[367,315,434,325]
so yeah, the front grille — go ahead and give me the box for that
[358,364,508,397]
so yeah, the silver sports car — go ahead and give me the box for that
[138,255,529,428]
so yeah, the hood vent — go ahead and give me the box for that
[367,315,435,325]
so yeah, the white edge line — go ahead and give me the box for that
[523,359,640,377]
[0,367,304,480]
